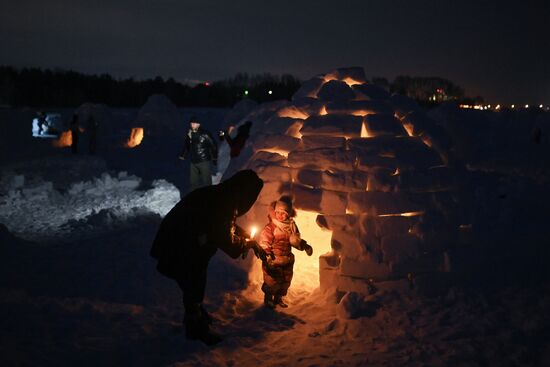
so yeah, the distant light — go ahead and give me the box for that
[539,104,543,108]
[525,104,529,108]
[268,90,273,95]
[244,90,249,95]
[495,104,501,110]
[204,82,210,86]
[488,105,491,109]
[511,104,515,109]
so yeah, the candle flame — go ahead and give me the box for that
[250,226,257,239]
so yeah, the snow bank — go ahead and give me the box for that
[0,157,179,242]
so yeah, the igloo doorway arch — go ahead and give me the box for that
[225,67,456,297]
[245,209,333,296]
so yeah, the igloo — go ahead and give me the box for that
[222,67,462,298]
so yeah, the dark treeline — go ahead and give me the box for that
[0,65,476,108]
[0,66,301,108]
[371,76,475,105]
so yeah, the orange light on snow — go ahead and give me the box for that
[378,211,424,217]
[277,107,309,120]
[402,122,414,137]
[360,122,371,138]
[342,77,362,86]
[125,128,144,148]
[53,131,72,147]
[257,148,290,158]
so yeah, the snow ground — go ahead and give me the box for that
[1,106,550,366]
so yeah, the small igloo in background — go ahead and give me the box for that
[221,67,465,299]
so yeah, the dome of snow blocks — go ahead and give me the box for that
[222,66,459,298]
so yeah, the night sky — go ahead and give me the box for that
[2,0,548,105]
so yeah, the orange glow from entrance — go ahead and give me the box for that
[125,128,144,148]
[53,131,72,147]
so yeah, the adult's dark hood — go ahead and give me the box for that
[220,170,263,216]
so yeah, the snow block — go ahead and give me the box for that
[301,135,346,150]
[320,266,339,292]
[381,234,420,265]
[367,215,418,238]
[349,136,444,168]
[340,255,391,279]
[356,154,400,171]
[300,114,363,137]
[291,97,326,116]
[348,192,423,215]
[364,114,408,136]
[366,168,399,192]
[253,164,294,183]
[288,148,356,171]
[325,67,367,84]
[325,100,394,116]
[295,169,368,192]
[292,185,347,215]
[352,84,391,100]
[398,166,456,192]
[292,185,322,212]
[331,229,365,257]
[276,105,310,120]
[317,80,356,103]
[316,214,358,232]
[262,116,304,136]
[321,190,348,215]
[248,151,287,166]
[292,77,325,100]
[252,134,301,154]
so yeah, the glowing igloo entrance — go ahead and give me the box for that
[244,209,333,298]
[226,67,456,298]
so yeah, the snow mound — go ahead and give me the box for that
[0,169,179,242]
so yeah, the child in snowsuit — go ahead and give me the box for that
[259,197,313,308]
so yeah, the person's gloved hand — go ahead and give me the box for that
[300,240,313,256]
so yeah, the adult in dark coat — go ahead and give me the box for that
[150,169,264,345]
[179,116,218,191]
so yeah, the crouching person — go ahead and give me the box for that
[150,170,264,345]
[259,196,313,309]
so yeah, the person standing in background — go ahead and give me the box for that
[179,116,218,191]
[69,114,80,154]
